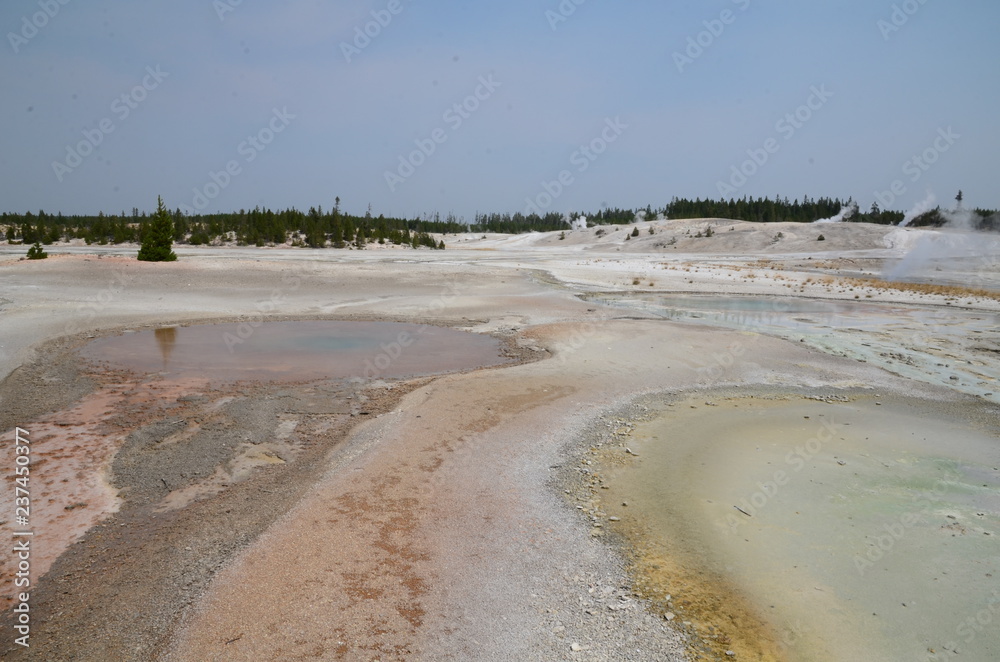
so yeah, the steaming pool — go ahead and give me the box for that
[604,394,1000,661]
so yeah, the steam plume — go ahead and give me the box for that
[814,204,857,224]
[898,192,936,227]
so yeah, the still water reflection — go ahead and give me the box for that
[83,320,509,381]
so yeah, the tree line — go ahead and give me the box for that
[3,195,998,246]
[2,200,446,249]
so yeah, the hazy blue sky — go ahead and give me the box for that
[2,0,998,220]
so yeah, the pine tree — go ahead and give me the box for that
[26,242,47,259]
[331,221,345,248]
[137,196,177,262]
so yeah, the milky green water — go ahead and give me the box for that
[605,395,1000,661]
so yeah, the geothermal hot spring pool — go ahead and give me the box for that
[0,320,510,593]
[604,394,1000,661]
[40,313,999,660]
[81,320,511,380]
[585,291,1000,660]
[592,294,1000,404]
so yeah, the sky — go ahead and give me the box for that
[2,0,998,221]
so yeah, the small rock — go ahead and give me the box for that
[664,612,675,621]
[570,643,583,652]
